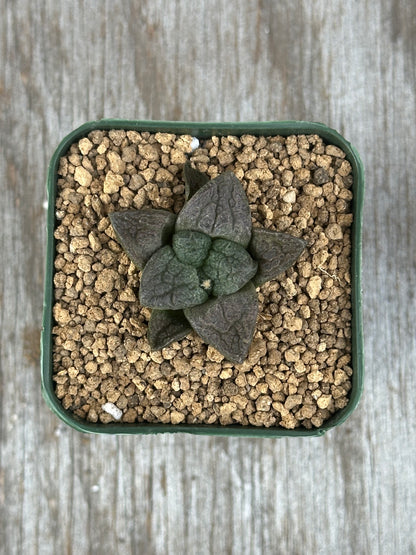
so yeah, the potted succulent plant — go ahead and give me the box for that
[41,120,364,437]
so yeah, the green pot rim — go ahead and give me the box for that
[41,119,364,437]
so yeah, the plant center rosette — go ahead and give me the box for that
[109,163,306,363]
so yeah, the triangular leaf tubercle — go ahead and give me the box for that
[140,246,208,310]
[249,228,306,286]
[110,209,176,270]
[175,172,252,246]
[202,238,258,296]
[148,309,192,350]
[183,161,210,201]
[184,282,258,363]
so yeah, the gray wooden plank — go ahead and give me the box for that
[1,0,415,554]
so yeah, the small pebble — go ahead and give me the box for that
[102,402,122,420]
[74,166,92,187]
[103,171,124,194]
[190,137,200,150]
[306,276,322,299]
[79,138,93,155]
[282,190,296,204]
[326,223,343,240]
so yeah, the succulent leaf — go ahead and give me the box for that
[249,228,306,286]
[139,246,208,310]
[172,230,212,267]
[175,172,252,247]
[184,282,258,364]
[109,209,176,270]
[148,309,192,350]
[183,161,210,201]
[202,238,258,296]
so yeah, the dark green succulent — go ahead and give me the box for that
[109,162,306,363]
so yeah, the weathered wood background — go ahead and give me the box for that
[1,1,415,553]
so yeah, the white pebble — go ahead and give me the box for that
[91,484,100,493]
[190,137,200,150]
[283,190,296,204]
[102,402,122,420]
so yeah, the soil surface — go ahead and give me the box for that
[52,130,353,429]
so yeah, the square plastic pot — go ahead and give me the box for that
[41,120,364,437]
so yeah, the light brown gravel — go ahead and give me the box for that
[52,130,354,429]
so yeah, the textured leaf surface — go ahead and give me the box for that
[148,309,192,350]
[172,230,212,267]
[249,228,306,286]
[202,238,258,296]
[183,161,210,201]
[175,172,252,246]
[109,209,176,270]
[139,246,208,309]
[184,282,258,363]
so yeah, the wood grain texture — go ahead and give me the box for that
[1,0,415,554]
